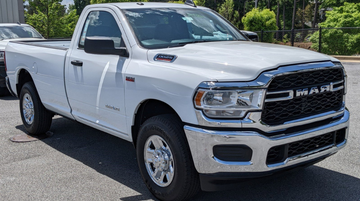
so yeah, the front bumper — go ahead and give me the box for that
[184,109,349,175]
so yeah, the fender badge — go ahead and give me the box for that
[126,76,135,82]
[154,54,177,63]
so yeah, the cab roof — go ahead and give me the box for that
[0,23,31,27]
[88,2,207,10]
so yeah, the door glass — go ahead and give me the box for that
[79,11,123,48]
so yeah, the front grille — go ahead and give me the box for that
[266,128,346,165]
[268,68,343,91]
[262,68,344,125]
[262,89,343,125]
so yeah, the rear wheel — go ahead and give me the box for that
[136,115,200,201]
[19,82,52,135]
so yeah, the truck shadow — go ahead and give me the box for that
[193,166,360,201]
[20,116,360,201]
[17,116,155,200]
[0,95,18,101]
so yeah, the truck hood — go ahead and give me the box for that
[147,41,337,81]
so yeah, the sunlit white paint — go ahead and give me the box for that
[96,61,110,112]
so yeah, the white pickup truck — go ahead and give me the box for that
[5,2,349,201]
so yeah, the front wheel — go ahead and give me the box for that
[19,82,52,135]
[136,115,200,201]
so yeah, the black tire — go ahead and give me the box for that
[19,82,52,135]
[136,114,200,201]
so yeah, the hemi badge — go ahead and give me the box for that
[126,76,135,82]
[154,54,177,63]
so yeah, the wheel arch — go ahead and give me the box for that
[131,99,182,147]
[16,69,34,96]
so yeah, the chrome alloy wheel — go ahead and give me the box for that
[144,135,174,187]
[22,93,34,125]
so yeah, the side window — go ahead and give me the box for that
[79,11,123,48]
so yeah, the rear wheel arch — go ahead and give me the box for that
[16,69,33,96]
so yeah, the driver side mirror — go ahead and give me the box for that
[84,37,129,57]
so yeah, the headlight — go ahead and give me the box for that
[194,88,265,118]
[0,51,4,62]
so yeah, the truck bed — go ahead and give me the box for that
[12,39,71,50]
[5,39,72,118]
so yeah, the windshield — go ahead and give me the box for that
[123,8,246,49]
[0,26,43,40]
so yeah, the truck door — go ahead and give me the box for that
[65,9,129,135]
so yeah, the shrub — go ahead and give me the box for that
[241,8,277,43]
[310,2,360,55]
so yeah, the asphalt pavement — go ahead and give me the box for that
[0,62,359,201]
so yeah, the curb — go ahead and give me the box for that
[331,55,360,63]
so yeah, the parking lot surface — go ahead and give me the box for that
[0,62,359,201]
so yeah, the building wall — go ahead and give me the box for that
[0,0,25,23]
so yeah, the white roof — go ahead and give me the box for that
[0,23,31,27]
[88,2,207,10]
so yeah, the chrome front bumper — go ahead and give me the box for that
[184,109,349,174]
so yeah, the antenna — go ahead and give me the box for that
[17,21,21,25]
[185,0,196,7]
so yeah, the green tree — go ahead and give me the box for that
[26,0,66,38]
[321,0,359,9]
[310,2,360,55]
[62,9,80,38]
[218,0,241,28]
[74,0,91,15]
[194,0,205,6]
[296,3,313,28]
[25,0,38,15]
[242,8,277,42]
[90,0,146,3]
[169,1,185,4]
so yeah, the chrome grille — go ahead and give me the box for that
[267,68,343,91]
[262,68,344,125]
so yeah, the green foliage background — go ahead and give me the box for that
[218,0,240,28]
[242,8,277,42]
[73,0,90,16]
[310,2,360,55]
[24,0,360,55]
[23,0,323,39]
[25,0,79,38]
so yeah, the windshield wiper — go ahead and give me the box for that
[166,40,212,48]
[177,40,212,45]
